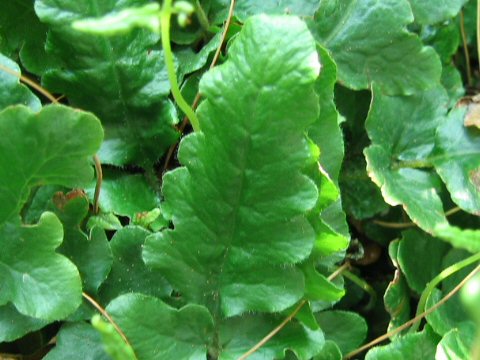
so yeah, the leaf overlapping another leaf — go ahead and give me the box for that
[144,15,321,317]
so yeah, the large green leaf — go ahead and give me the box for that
[432,106,480,215]
[144,15,320,317]
[436,322,476,359]
[0,53,41,111]
[0,213,82,320]
[309,0,441,95]
[34,0,178,168]
[0,303,48,342]
[107,293,214,360]
[218,314,325,360]
[365,86,449,232]
[0,105,103,225]
[408,0,468,25]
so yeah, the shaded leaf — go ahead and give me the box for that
[44,322,109,360]
[35,0,178,168]
[0,105,103,224]
[99,226,171,303]
[309,0,441,95]
[408,0,468,25]
[0,213,82,320]
[144,15,320,316]
[0,303,48,342]
[107,293,214,360]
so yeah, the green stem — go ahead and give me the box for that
[343,270,377,310]
[392,158,434,170]
[410,251,480,333]
[160,0,200,131]
[477,0,480,69]
[194,0,210,32]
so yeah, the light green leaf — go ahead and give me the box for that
[398,230,449,294]
[0,213,82,320]
[144,15,320,316]
[91,315,136,360]
[316,311,367,355]
[85,169,160,218]
[35,0,178,168]
[107,293,214,360]
[408,0,468,25]
[365,85,449,232]
[432,106,480,215]
[309,0,441,95]
[365,328,438,359]
[219,314,324,360]
[0,105,103,225]
[436,322,476,360]
[0,303,48,342]
[314,340,342,360]
[0,53,40,111]
[99,226,171,303]
[44,322,110,360]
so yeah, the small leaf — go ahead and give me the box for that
[0,54,40,111]
[44,322,110,360]
[0,105,103,225]
[91,315,136,360]
[107,293,214,360]
[309,0,441,95]
[407,0,468,25]
[314,340,342,360]
[0,213,82,320]
[436,322,476,360]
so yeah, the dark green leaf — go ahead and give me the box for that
[309,0,441,95]
[0,213,82,320]
[107,293,214,360]
[100,226,171,303]
[44,322,109,360]
[0,303,48,342]
[144,15,320,316]
[316,311,367,355]
[35,0,178,168]
[0,105,103,225]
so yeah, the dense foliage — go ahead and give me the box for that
[1,0,480,359]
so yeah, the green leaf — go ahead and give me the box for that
[44,322,109,360]
[407,0,468,25]
[365,328,438,359]
[99,226,171,303]
[398,230,449,293]
[209,0,320,23]
[91,315,136,360]
[314,340,342,360]
[0,213,82,320]
[0,105,103,225]
[365,85,449,232]
[0,303,48,342]
[436,322,476,360]
[35,0,179,168]
[432,106,480,215]
[85,169,160,218]
[107,293,214,360]
[309,0,441,95]
[144,15,320,316]
[219,314,325,360]
[53,193,113,293]
[0,54,41,111]
[315,311,367,355]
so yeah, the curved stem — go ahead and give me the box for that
[160,0,200,131]
[460,10,473,87]
[343,270,377,310]
[92,155,103,214]
[374,207,462,229]
[409,251,480,333]
[344,264,480,359]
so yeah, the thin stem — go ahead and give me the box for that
[82,292,133,351]
[194,0,210,32]
[460,10,473,87]
[92,155,103,214]
[344,264,480,359]
[343,270,377,310]
[237,262,350,360]
[477,0,480,70]
[391,158,434,170]
[160,0,200,131]
[374,207,461,229]
[409,251,480,333]
[161,0,237,174]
